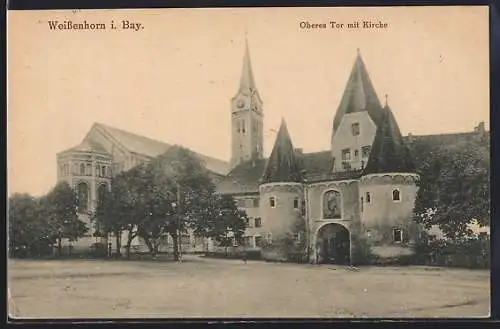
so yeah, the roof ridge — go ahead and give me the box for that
[95,122,171,146]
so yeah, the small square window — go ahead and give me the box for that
[351,123,360,136]
[365,192,371,203]
[269,197,276,208]
[393,228,403,243]
[293,198,299,209]
[255,236,263,247]
[254,218,262,228]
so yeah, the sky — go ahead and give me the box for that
[8,6,489,197]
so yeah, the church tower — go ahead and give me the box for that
[230,38,264,169]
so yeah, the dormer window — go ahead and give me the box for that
[351,123,360,136]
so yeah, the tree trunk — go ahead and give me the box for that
[125,231,135,259]
[143,236,155,256]
[171,232,179,261]
[57,237,62,257]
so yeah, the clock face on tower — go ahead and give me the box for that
[236,99,245,108]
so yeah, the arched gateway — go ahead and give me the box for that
[316,223,350,265]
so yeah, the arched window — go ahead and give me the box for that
[86,163,92,176]
[392,189,401,202]
[97,184,108,205]
[95,164,101,177]
[101,166,106,177]
[76,182,89,213]
[323,190,342,219]
[73,163,79,175]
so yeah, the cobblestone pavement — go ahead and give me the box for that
[8,255,490,319]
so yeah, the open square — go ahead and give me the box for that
[9,256,490,318]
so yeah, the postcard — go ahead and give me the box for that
[7,6,490,319]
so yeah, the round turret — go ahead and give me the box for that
[359,173,420,258]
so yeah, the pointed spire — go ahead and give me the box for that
[345,54,366,114]
[384,93,389,107]
[261,118,303,184]
[332,50,384,138]
[239,36,257,95]
[363,105,415,175]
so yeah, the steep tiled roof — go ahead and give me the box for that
[331,51,384,142]
[216,129,486,195]
[216,150,362,195]
[91,123,230,175]
[59,139,110,156]
[260,119,303,184]
[216,158,267,195]
[363,106,415,175]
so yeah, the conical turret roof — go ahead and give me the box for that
[332,50,384,140]
[260,119,303,184]
[364,105,416,175]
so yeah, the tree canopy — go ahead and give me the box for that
[9,181,88,257]
[412,138,490,240]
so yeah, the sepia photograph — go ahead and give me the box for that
[7,6,490,319]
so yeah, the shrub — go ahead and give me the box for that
[412,232,489,269]
[350,235,376,266]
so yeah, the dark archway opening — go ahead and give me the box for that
[317,223,350,265]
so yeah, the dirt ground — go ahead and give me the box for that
[8,255,490,319]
